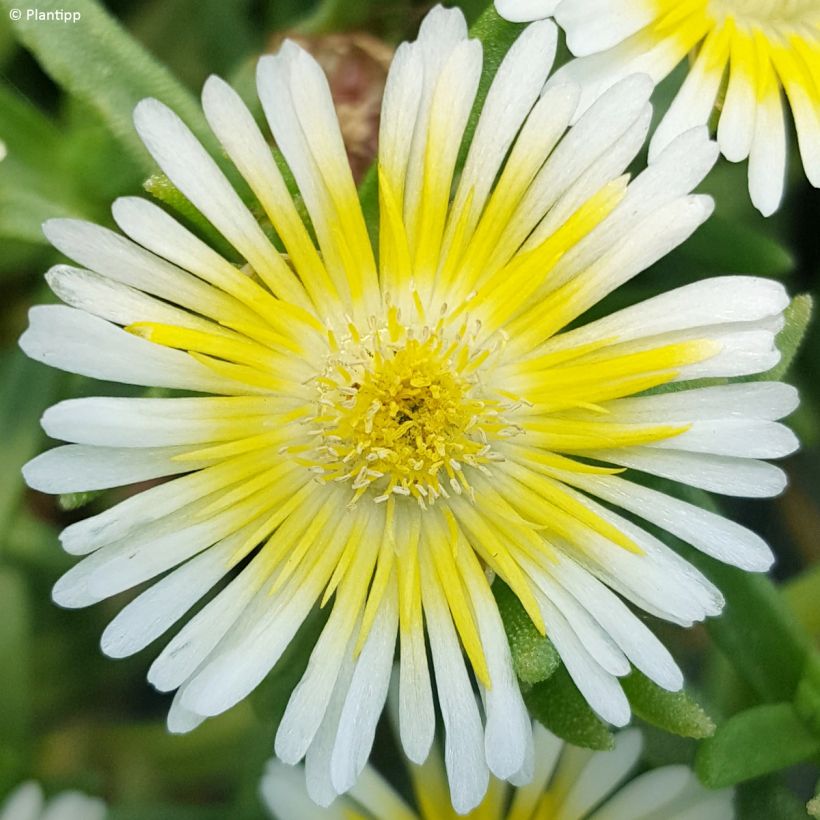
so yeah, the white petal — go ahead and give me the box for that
[23,443,199,493]
[550,489,725,625]
[133,98,307,307]
[567,473,774,572]
[275,524,380,764]
[555,0,656,56]
[508,725,564,817]
[420,553,489,813]
[41,218,241,322]
[181,579,318,718]
[549,556,683,690]
[535,588,631,726]
[378,41,424,200]
[398,596,436,764]
[100,535,238,658]
[41,793,106,820]
[148,558,263,692]
[554,729,643,819]
[717,37,757,161]
[530,74,654,218]
[544,275,788,354]
[589,766,690,819]
[304,636,358,807]
[20,305,241,394]
[260,760,352,820]
[461,552,532,780]
[42,395,266,448]
[494,0,558,23]
[0,782,44,820]
[45,265,224,335]
[649,28,729,160]
[346,765,417,820]
[782,69,820,187]
[524,105,649,251]
[590,446,788,498]
[523,558,631,677]
[528,195,714,342]
[331,579,398,793]
[654,418,798,459]
[546,127,718,290]
[452,19,558,232]
[748,87,787,216]
[596,382,799,424]
[54,500,261,606]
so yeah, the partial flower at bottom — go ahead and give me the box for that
[21,3,797,813]
[260,725,734,820]
[0,782,106,820]
[495,0,820,216]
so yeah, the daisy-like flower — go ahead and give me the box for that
[0,782,106,820]
[261,726,734,819]
[495,0,820,216]
[21,3,797,813]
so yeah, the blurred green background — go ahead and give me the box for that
[0,0,818,817]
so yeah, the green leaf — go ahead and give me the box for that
[681,215,794,278]
[524,666,614,751]
[795,652,820,737]
[736,776,813,820]
[758,293,812,382]
[58,490,103,511]
[0,0,214,173]
[493,578,560,686]
[696,703,820,788]
[785,563,820,639]
[621,669,715,739]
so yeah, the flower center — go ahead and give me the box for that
[307,306,515,507]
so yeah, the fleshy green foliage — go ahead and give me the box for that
[696,703,820,788]
[621,670,715,739]
[493,579,560,686]
[57,490,104,512]
[736,776,814,820]
[762,294,813,382]
[0,0,213,172]
[524,667,615,751]
[795,654,820,736]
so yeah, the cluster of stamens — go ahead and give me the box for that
[304,305,518,507]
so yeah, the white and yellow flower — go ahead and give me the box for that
[0,782,106,820]
[496,0,820,216]
[261,726,734,820]
[21,4,796,813]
